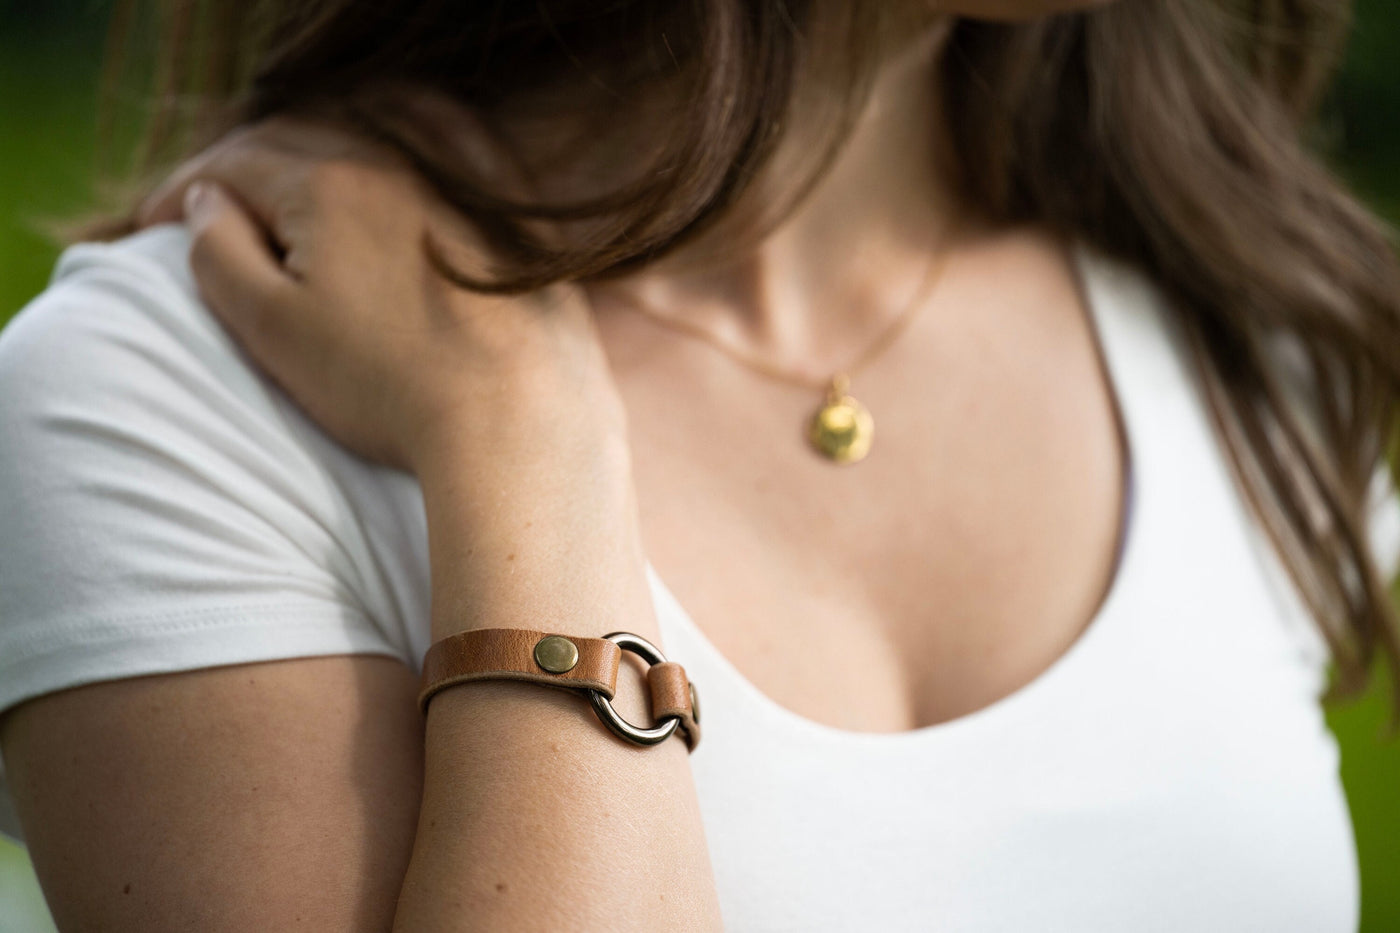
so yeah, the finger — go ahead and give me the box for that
[183,181,302,364]
[139,117,406,229]
[139,126,290,229]
[140,161,210,227]
[139,126,249,227]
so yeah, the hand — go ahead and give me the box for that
[142,117,654,641]
[142,117,630,479]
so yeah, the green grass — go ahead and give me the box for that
[1329,667,1400,931]
[0,28,104,324]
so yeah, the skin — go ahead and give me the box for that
[2,1,1125,930]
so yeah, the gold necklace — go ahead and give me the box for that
[615,235,957,465]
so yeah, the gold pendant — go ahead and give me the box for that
[807,373,874,464]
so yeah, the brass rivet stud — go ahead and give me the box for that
[534,635,579,674]
[688,682,701,724]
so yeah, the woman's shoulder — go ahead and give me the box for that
[52,221,197,295]
[0,224,341,558]
[0,224,253,410]
[0,224,415,755]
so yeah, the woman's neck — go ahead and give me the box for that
[583,18,962,377]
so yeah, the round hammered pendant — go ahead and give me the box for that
[808,379,874,464]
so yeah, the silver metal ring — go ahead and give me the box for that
[587,631,682,746]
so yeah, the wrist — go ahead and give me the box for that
[405,363,633,480]
[410,398,635,498]
[413,435,655,644]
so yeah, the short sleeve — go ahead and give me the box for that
[0,225,410,728]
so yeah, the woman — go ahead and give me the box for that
[1,0,1397,929]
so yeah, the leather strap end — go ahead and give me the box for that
[647,661,701,751]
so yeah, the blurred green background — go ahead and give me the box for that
[0,2,1398,930]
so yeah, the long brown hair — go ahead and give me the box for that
[97,0,1400,713]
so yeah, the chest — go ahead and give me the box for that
[601,245,1129,733]
[367,245,1353,931]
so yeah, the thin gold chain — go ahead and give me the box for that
[614,227,960,393]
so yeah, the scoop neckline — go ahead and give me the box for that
[643,242,1151,745]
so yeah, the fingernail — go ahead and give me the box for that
[183,181,212,219]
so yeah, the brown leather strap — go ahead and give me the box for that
[418,628,622,713]
[418,628,700,752]
[648,662,701,750]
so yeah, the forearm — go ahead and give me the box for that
[392,438,724,932]
[133,126,722,929]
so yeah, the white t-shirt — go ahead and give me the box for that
[1,225,1396,931]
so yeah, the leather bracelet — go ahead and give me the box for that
[418,627,701,752]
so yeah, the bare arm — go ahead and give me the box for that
[394,438,719,931]
[1,122,723,931]
[1,656,425,931]
[1,457,720,931]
